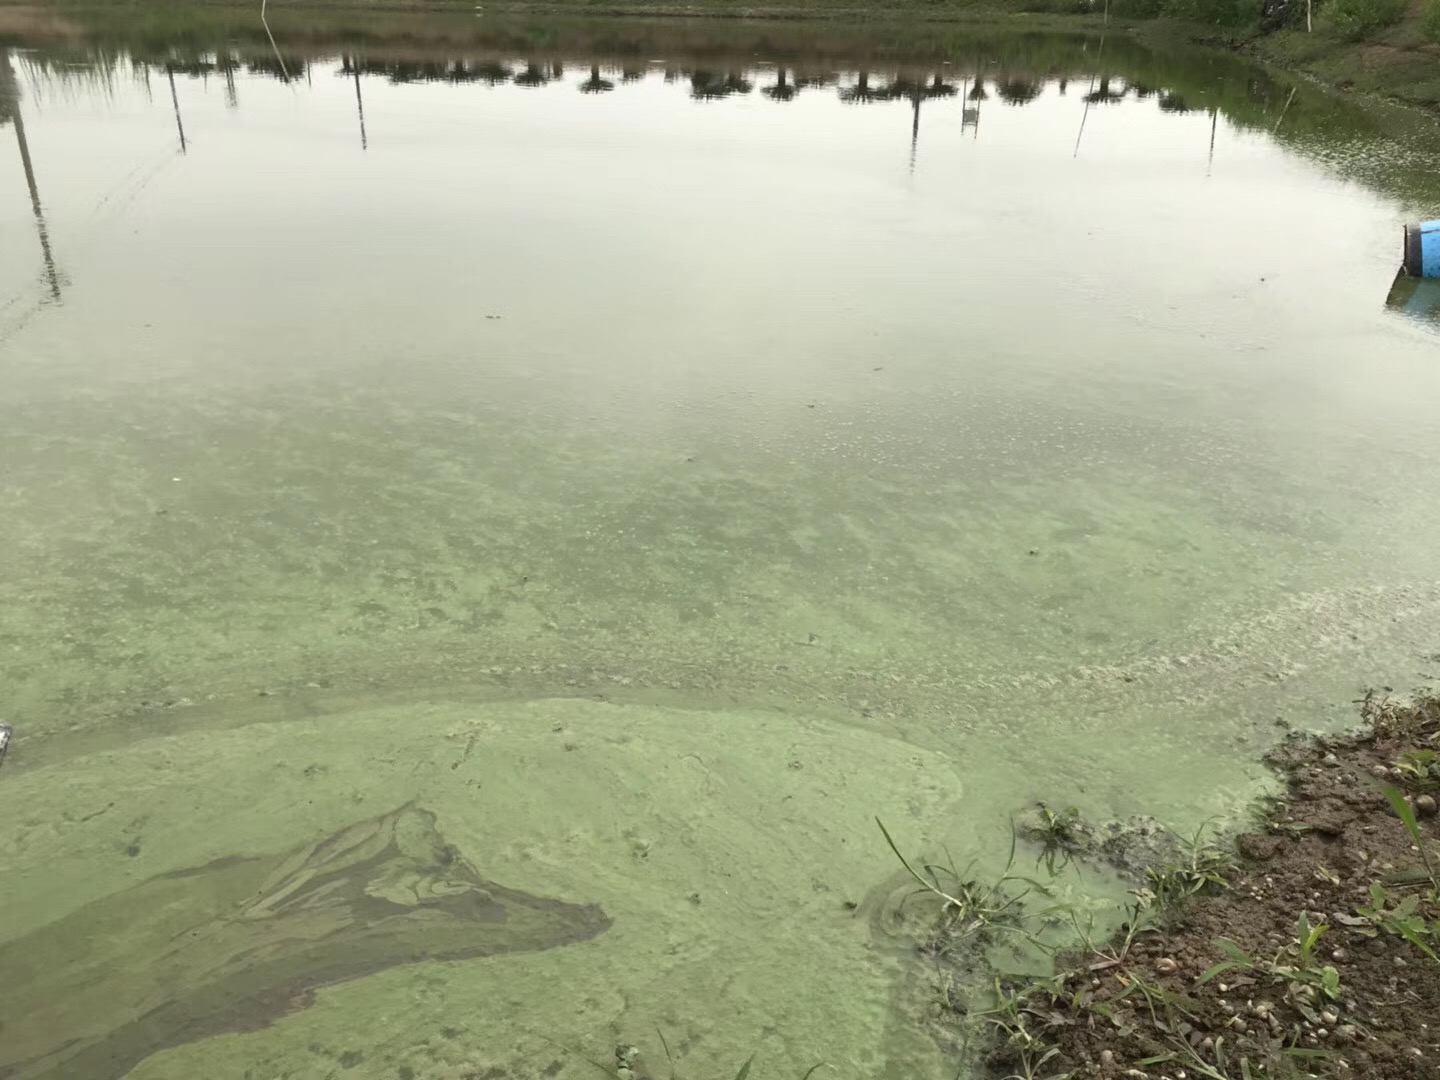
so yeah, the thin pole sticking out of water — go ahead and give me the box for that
[354,65,368,151]
[909,91,920,173]
[1073,37,1103,158]
[1272,86,1297,134]
[166,65,187,154]
[4,51,63,302]
[261,0,293,85]
[1207,106,1218,176]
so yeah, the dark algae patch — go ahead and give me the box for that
[0,806,611,1080]
[909,694,1440,1080]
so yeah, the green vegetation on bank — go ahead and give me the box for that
[886,693,1440,1079]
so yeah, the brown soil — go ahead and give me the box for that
[1012,695,1440,1080]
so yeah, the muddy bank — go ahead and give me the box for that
[907,693,1440,1080]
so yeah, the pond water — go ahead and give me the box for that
[3,10,1440,1079]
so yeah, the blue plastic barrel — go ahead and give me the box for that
[1404,221,1440,278]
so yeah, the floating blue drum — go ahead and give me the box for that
[1404,221,1440,279]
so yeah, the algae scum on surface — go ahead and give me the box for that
[4,14,1440,1080]
[0,805,611,1080]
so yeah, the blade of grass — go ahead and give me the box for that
[1384,784,1439,887]
[877,818,961,906]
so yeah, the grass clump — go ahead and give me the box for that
[1162,0,1256,26]
[1425,0,1440,43]
[875,818,1063,947]
[1145,819,1235,908]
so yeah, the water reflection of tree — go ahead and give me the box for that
[690,71,751,100]
[247,54,305,81]
[967,77,989,101]
[1084,75,1127,104]
[580,63,614,93]
[514,62,551,88]
[762,68,797,101]
[995,77,1042,105]
[1158,90,1192,112]
[839,71,887,104]
[475,62,513,85]
[891,74,957,167]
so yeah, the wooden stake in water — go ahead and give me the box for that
[261,0,292,84]
[3,50,63,301]
[165,64,187,154]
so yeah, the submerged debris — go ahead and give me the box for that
[0,722,11,768]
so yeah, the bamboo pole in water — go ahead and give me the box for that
[166,64,187,154]
[3,50,63,302]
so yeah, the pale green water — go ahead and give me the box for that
[2,18,1440,1079]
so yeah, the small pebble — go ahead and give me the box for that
[1322,752,1339,765]
[1332,948,1347,962]
[1156,957,1178,974]
[1100,1049,1114,1066]
[1322,1011,1339,1025]
[1417,794,1437,817]
[1396,956,1408,968]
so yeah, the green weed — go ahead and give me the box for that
[1383,784,1440,892]
[1146,820,1234,908]
[1143,1035,1328,1080]
[1392,750,1440,789]
[876,819,1061,947]
[1030,803,1085,877]
[1071,890,1161,969]
[1358,882,1440,962]
[1199,918,1341,1011]
[974,979,1066,1080]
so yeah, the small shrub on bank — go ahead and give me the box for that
[1111,0,1166,17]
[1424,0,1440,44]
[1162,0,1254,27]
[1322,0,1408,38]
[1015,0,1094,16]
